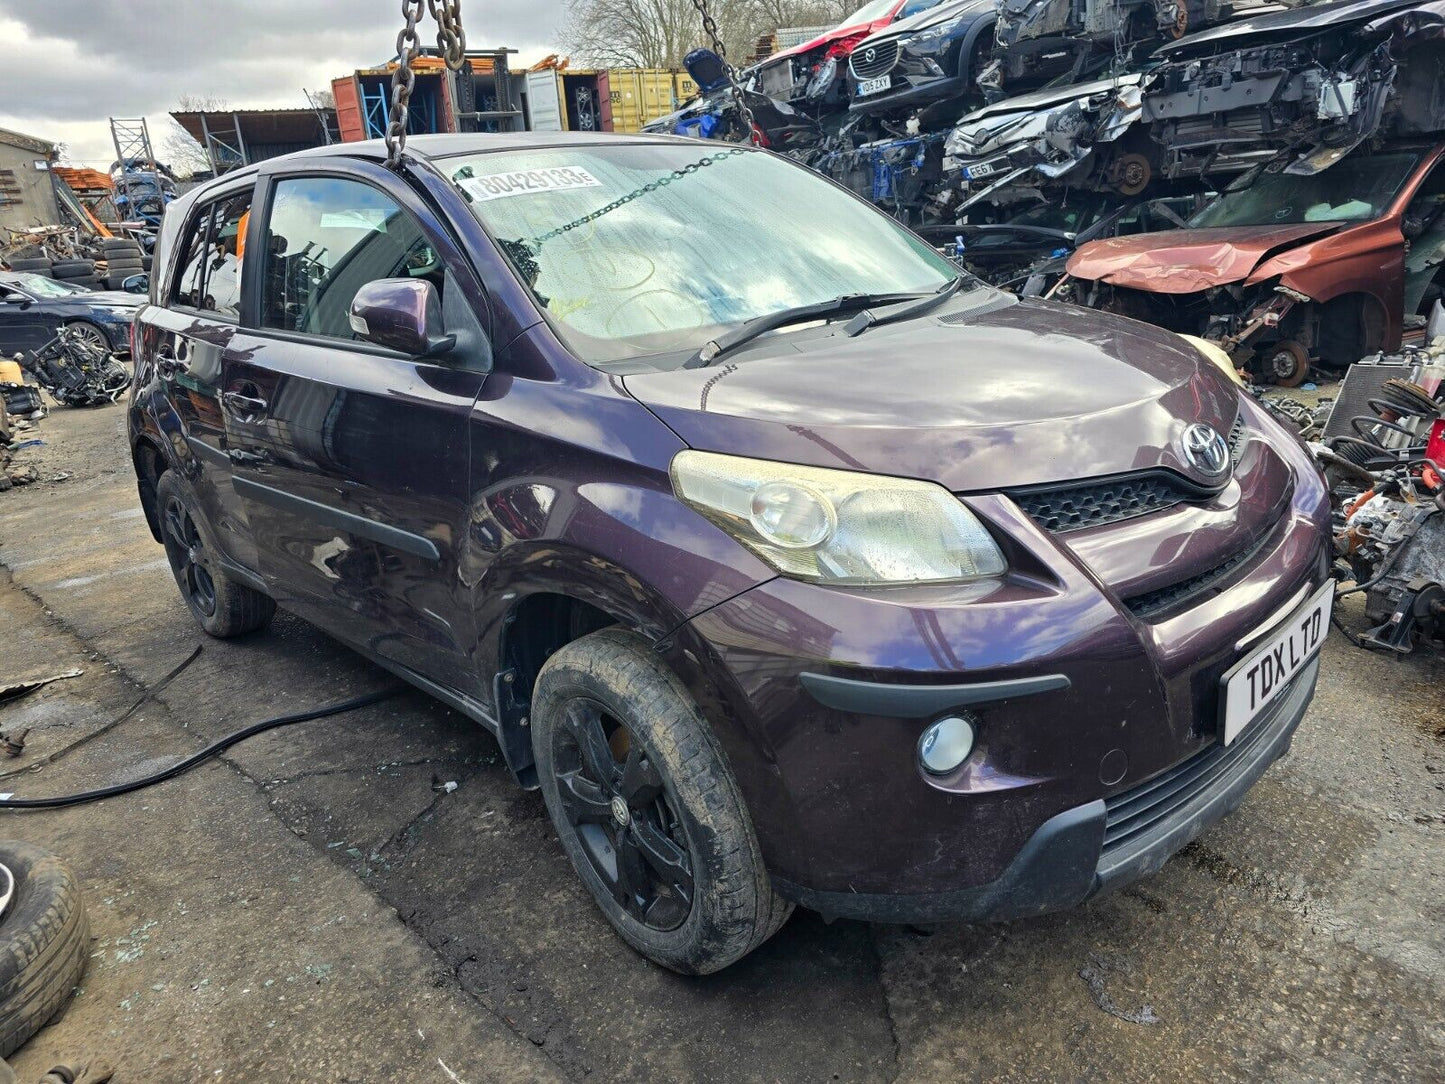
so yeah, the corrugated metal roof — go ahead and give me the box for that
[171,109,336,149]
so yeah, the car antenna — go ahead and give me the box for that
[384,1,469,171]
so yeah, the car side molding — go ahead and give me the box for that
[799,671,1071,717]
[232,477,442,561]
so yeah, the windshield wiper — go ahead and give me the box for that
[682,290,936,369]
[840,275,966,338]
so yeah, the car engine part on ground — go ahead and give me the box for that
[1318,346,1445,652]
[0,842,89,1059]
[17,325,129,408]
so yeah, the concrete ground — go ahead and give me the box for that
[0,402,1440,1084]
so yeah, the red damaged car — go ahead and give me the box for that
[1063,143,1445,385]
[754,0,946,110]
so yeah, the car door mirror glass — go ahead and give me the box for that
[121,273,150,294]
[348,278,455,358]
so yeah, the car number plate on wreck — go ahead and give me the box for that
[964,159,1000,180]
[1219,582,1332,745]
[858,75,892,96]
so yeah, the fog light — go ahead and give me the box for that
[918,715,976,775]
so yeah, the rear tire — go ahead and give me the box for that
[155,471,275,638]
[0,842,89,1059]
[532,628,792,974]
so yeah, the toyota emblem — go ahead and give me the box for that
[1180,423,1229,477]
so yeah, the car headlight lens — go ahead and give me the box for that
[902,16,963,48]
[671,451,1007,585]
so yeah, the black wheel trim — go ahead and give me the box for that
[162,495,217,617]
[552,698,695,932]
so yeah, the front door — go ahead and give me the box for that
[223,163,492,693]
[0,283,56,354]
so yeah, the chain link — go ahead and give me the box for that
[386,0,467,170]
[529,149,745,246]
[687,0,760,146]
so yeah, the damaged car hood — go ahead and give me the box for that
[1153,0,1422,56]
[1065,223,1343,292]
[622,297,1238,491]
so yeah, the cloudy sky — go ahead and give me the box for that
[0,0,565,167]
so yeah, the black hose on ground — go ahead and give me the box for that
[0,688,399,810]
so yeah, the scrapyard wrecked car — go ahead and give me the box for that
[1064,143,1445,384]
[641,49,823,151]
[846,0,997,129]
[945,0,1445,205]
[754,0,948,112]
[130,132,1331,973]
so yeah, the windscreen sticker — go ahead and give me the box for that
[458,167,603,202]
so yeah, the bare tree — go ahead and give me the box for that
[562,0,847,68]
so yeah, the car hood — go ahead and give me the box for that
[959,72,1143,123]
[78,290,143,307]
[766,16,892,64]
[1065,223,1343,293]
[622,297,1238,492]
[865,0,993,41]
[1154,0,1420,57]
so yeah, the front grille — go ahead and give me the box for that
[1009,472,1199,534]
[850,39,900,80]
[1227,411,1246,465]
[1123,527,1272,620]
[1101,668,1303,857]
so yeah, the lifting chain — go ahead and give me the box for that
[687,0,760,146]
[386,0,468,169]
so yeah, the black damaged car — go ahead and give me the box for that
[847,0,997,124]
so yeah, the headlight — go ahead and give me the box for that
[670,451,1007,585]
[901,16,963,48]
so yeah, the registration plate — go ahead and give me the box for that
[964,159,1001,180]
[1219,582,1333,745]
[858,75,892,97]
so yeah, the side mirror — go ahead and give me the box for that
[347,278,456,358]
[121,273,149,294]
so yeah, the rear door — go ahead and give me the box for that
[223,160,492,693]
[143,183,262,573]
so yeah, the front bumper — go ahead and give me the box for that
[677,403,1331,919]
[775,658,1315,922]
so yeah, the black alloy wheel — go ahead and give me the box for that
[550,698,695,931]
[162,495,217,618]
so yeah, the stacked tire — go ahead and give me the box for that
[4,247,51,278]
[99,240,144,291]
[49,259,100,292]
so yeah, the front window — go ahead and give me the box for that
[1188,153,1421,229]
[446,144,962,363]
[7,274,86,299]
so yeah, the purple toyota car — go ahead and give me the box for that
[127,133,1331,973]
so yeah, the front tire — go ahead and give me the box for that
[532,628,792,974]
[155,471,275,638]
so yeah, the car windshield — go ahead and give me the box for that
[447,144,964,363]
[8,274,87,298]
[1188,153,1421,229]
[840,0,898,25]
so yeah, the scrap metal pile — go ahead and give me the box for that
[1301,343,1445,653]
[647,0,1445,381]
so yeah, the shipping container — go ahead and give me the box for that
[522,68,698,134]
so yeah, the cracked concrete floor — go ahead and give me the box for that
[0,405,1440,1083]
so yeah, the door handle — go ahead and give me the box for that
[222,391,268,415]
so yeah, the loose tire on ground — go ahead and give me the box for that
[155,471,275,638]
[532,628,792,974]
[0,842,89,1059]
[4,259,50,273]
